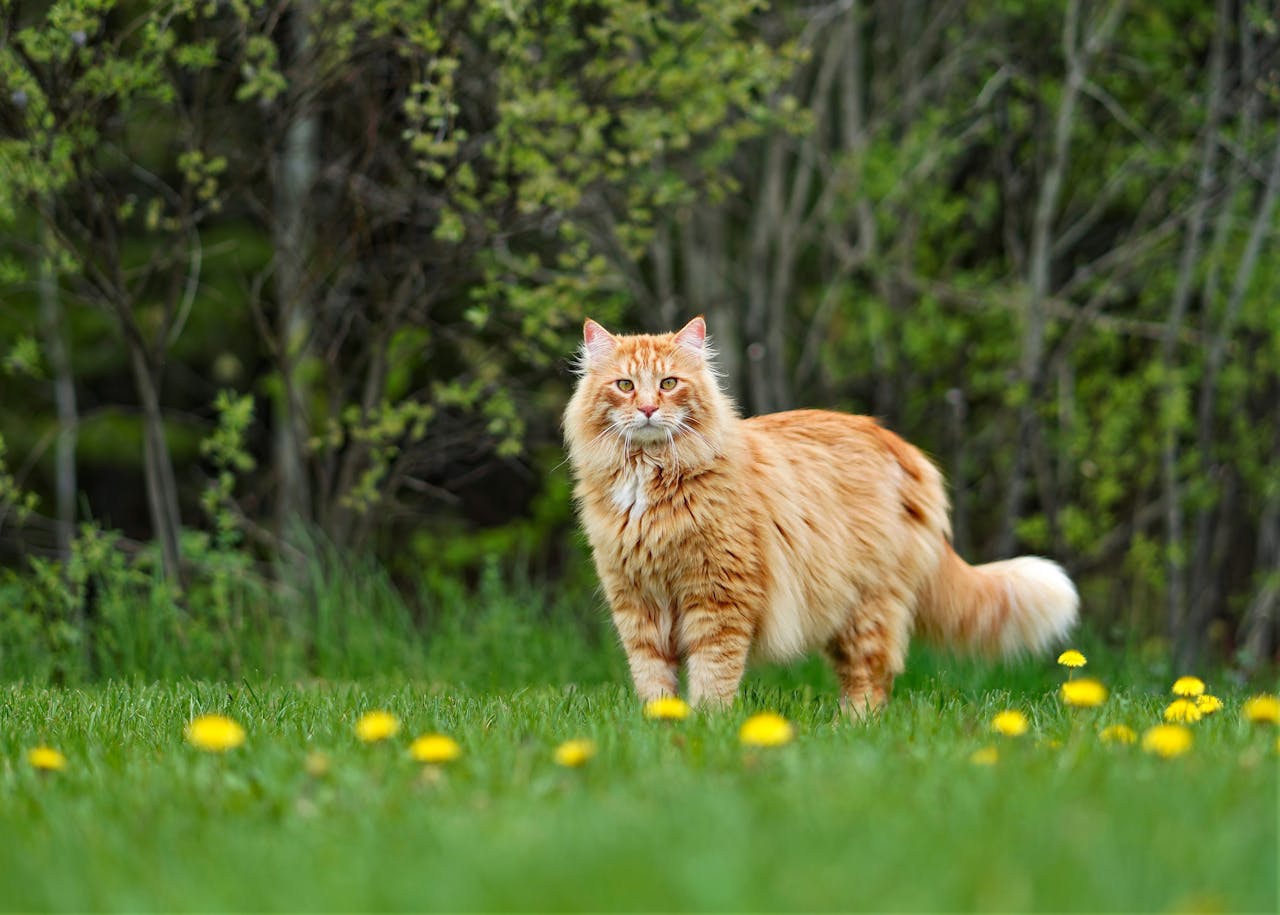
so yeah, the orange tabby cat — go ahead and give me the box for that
[564,316,1078,713]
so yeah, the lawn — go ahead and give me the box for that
[2,645,1277,912]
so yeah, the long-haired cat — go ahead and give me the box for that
[563,316,1078,713]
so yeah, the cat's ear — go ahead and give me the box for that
[582,318,617,366]
[673,315,707,358]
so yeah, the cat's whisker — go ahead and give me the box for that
[664,428,680,475]
[575,424,626,465]
[603,425,631,468]
[672,417,714,456]
[552,424,616,472]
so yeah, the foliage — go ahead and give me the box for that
[0,0,1277,665]
[0,527,609,684]
[0,434,39,535]
[651,0,1280,665]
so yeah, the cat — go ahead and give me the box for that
[563,315,1078,713]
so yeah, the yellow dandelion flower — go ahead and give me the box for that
[1164,699,1203,724]
[739,712,794,748]
[991,710,1029,737]
[1242,695,1280,725]
[1060,678,1108,708]
[643,697,692,721]
[553,738,597,768]
[1195,694,1223,715]
[970,746,999,765]
[184,714,246,752]
[1171,676,1206,697]
[1098,724,1137,745]
[1057,649,1087,668]
[354,710,399,743]
[27,746,68,771]
[1142,724,1193,758]
[409,734,462,764]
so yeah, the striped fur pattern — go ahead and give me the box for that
[563,317,1079,713]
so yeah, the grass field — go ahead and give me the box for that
[3,626,1277,913]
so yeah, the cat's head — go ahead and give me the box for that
[564,316,733,470]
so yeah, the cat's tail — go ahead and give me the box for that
[915,543,1078,657]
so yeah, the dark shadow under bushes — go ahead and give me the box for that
[3,524,1268,694]
[0,525,623,688]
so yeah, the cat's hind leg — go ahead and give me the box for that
[825,592,913,718]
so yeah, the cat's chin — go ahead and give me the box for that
[626,425,674,446]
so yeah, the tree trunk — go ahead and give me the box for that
[1161,0,1227,660]
[653,219,677,329]
[1240,397,1280,668]
[127,344,183,586]
[946,387,970,555]
[745,136,785,415]
[272,0,319,540]
[999,0,1126,557]
[38,204,78,560]
[1180,127,1280,666]
[681,208,741,404]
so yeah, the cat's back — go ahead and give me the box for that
[742,408,879,448]
[738,408,943,515]
[741,409,914,469]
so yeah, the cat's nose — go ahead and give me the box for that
[638,404,658,418]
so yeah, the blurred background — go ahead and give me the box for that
[0,0,1277,682]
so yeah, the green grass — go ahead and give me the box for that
[3,656,1277,912]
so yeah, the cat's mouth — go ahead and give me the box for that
[626,421,671,444]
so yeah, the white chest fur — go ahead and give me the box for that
[611,464,654,521]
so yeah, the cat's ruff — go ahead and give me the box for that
[564,316,1078,711]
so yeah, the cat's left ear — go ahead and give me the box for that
[673,315,707,358]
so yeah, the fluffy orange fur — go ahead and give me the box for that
[563,316,1078,713]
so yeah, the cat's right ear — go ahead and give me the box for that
[582,319,617,367]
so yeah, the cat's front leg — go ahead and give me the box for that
[606,588,679,702]
[681,601,754,708]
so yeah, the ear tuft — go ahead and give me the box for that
[673,316,707,356]
[582,318,617,367]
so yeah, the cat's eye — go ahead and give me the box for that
[616,379,634,392]
[660,377,677,391]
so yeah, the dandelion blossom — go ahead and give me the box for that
[355,710,400,743]
[304,752,331,778]
[1163,699,1203,724]
[1057,649,1087,668]
[1195,695,1223,715]
[970,746,999,765]
[1060,678,1108,708]
[1142,724,1193,758]
[644,697,692,721]
[1171,676,1206,698]
[185,714,246,752]
[410,734,462,764]
[1099,724,1137,745]
[553,739,597,768]
[1242,695,1280,725]
[991,710,1029,737]
[27,746,68,771]
[739,712,794,748]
